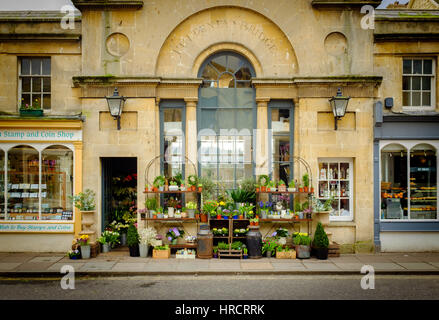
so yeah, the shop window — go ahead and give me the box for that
[19,57,51,110]
[0,150,4,220]
[380,142,438,221]
[7,145,40,220]
[318,159,353,221]
[380,144,408,219]
[270,107,292,185]
[41,146,73,220]
[162,107,184,178]
[409,144,437,220]
[402,58,434,109]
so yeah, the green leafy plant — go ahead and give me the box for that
[243,247,248,255]
[146,198,158,211]
[257,175,269,187]
[98,230,120,245]
[268,180,276,188]
[262,238,281,255]
[289,179,296,188]
[217,242,229,250]
[293,233,311,246]
[198,176,215,199]
[187,174,198,187]
[240,177,257,193]
[186,201,197,210]
[127,223,140,246]
[313,222,329,249]
[302,173,309,188]
[231,241,244,250]
[154,244,169,250]
[213,246,218,254]
[70,189,96,211]
[153,175,165,188]
[294,201,301,212]
[278,180,286,186]
[228,189,255,203]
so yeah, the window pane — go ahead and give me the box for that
[218,72,235,88]
[21,58,30,75]
[403,92,410,106]
[272,163,290,187]
[412,77,421,90]
[201,64,218,81]
[7,146,40,220]
[41,146,73,220]
[340,163,349,179]
[410,145,437,220]
[412,92,421,106]
[32,95,42,108]
[235,67,252,81]
[272,135,290,162]
[413,60,422,74]
[422,77,431,91]
[42,58,51,75]
[236,81,251,88]
[319,162,328,180]
[22,77,31,92]
[21,94,30,108]
[43,94,51,110]
[422,92,431,107]
[31,59,41,75]
[43,78,51,92]
[381,144,408,220]
[32,77,41,92]
[199,135,217,164]
[211,55,227,73]
[319,181,328,198]
[423,59,432,74]
[271,109,290,133]
[227,55,242,73]
[0,150,4,220]
[402,76,410,90]
[163,109,182,135]
[403,59,412,74]
[340,199,350,217]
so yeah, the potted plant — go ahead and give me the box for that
[278,180,286,192]
[153,175,166,192]
[67,249,81,260]
[77,235,91,259]
[146,198,158,218]
[180,179,186,191]
[187,174,198,191]
[156,207,164,219]
[313,222,329,260]
[169,180,179,191]
[71,189,96,241]
[302,173,309,193]
[19,98,44,117]
[262,238,279,258]
[232,209,239,220]
[153,244,171,259]
[127,223,140,257]
[243,247,248,259]
[288,179,296,192]
[185,201,197,218]
[139,226,157,258]
[272,227,288,245]
[98,230,120,253]
[294,233,311,259]
[258,175,269,192]
[166,227,185,245]
[213,246,218,258]
[166,197,179,217]
[198,183,203,192]
[255,184,260,193]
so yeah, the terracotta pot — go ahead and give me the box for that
[311,187,315,193]
[144,187,149,192]
[200,214,208,222]
[195,213,200,220]
[239,215,244,220]
[191,186,196,191]
[261,186,266,192]
[304,186,309,193]
[198,187,203,192]
[216,214,222,220]
[256,188,260,192]
[153,215,157,219]
[299,188,304,192]
[152,187,158,192]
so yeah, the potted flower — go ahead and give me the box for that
[271,227,289,245]
[153,175,166,192]
[288,179,296,192]
[187,174,198,191]
[262,238,279,258]
[139,226,157,258]
[198,183,203,193]
[213,246,218,258]
[146,198,158,218]
[298,183,304,193]
[180,180,187,191]
[166,197,179,217]
[98,230,120,253]
[67,249,81,260]
[313,222,329,260]
[243,247,248,259]
[278,180,286,192]
[166,227,185,245]
[222,208,230,220]
[268,180,277,192]
[276,246,296,259]
[293,233,311,259]
[77,235,90,259]
[19,98,44,117]
[302,173,309,193]
[127,223,140,257]
[156,207,164,219]
[203,200,218,219]
[169,180,179,191]
[232,209,239,219]
[258,175,269,192]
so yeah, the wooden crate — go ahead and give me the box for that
[328,242,340,257]
[90,242,100,258]
[218,249,242,259]
[153,248,171,259]
[276,251,296,259]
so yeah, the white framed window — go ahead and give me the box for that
[380,140,438,221]
[19,57,51,110]
[318,158,354,221]
[402,58,435,111]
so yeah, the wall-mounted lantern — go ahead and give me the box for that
[105,87,126,130]
[329,88,350,130]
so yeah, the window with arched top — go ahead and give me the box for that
[198,51,255,88]
[7,145,40,220]
[42,145,74,220]
[198,51,256,192]
[380,141,438,221]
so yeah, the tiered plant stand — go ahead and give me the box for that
[79,210,96,243]
[210,218,247,259]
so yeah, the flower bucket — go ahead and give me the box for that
[187,209,195,218]
[223,216,228,220]
[102,243,110,253]
[296,245,311,259]
[81,245,91,259]
[139,243,149,258]
[266,250,272,258]
[171,239,178,245]
[120,232,127,246]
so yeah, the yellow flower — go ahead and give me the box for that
[220,201,225,206]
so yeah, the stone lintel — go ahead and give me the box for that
[72,0,144,10]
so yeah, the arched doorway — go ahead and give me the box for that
[197,51,256,194]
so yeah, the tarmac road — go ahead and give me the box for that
[1,275,439,300]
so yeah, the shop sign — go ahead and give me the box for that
[0,223,74,233]
[0,129,82,141]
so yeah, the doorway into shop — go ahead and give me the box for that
[101,157,137,232]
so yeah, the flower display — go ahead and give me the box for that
[166,227,185,242]
[139,226,158,245]
[77,235,89,246]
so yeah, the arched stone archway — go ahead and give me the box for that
[155,6,299,78]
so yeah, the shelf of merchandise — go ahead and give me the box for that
[210,218,248,259]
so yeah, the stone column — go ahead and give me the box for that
[72,141,83,238]
[184,97,198,177]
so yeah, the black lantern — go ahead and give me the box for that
[105,87,126,130]
[329,88,350,130]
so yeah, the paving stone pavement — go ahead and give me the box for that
[0,251,438,274]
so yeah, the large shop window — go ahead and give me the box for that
[198,52,256,192]
[381,142,438,220]
[318,158,353,221]
[2,144,74,221]
[402,58,434,110]
[269,102,293,185]
[19,57,51,110]
[161,107,185,177]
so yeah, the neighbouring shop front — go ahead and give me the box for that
[0,118,83,252]
[374,103,439,252]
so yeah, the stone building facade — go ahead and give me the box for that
[0,0,437,252]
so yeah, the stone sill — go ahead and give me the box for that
[327,221,357,228]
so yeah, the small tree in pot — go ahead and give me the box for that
[313,222,329,260]
[127,223,140,257]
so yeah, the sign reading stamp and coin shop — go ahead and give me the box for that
[0,129,82,141]
[0,223,74,233]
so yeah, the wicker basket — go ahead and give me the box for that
[276,251,296,259]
